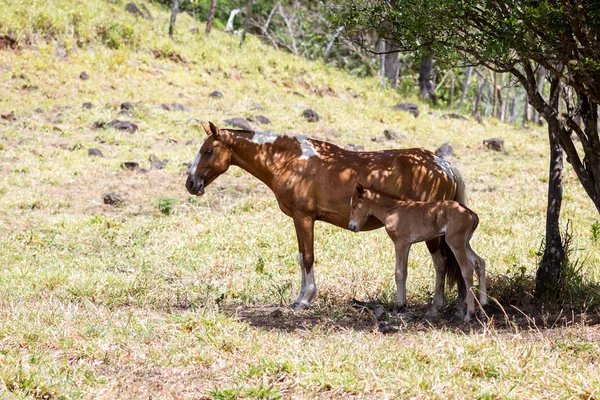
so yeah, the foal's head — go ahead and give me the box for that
[186,122,233,196]
[348,183,371,232]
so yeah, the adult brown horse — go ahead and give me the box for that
[186,122,468,319]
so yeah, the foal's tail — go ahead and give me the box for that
[446,164,469,290]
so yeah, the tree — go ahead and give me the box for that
[325,0,600,298]
[169,0,179,37]
[418,52,437,104]
[206,0,217,34]
[379,39,400,89]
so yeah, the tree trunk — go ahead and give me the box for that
[382,41,400,89]
[472,73,486,117]
[206,0,217,35]
[457,66,472,108]
[169,0,179,37]
[492,72,498,118]
[533,66,546,125]
[378,39,386,89]
[225,9,241,32]
[240,0,252,47]
[536,76,564,298]
[522,94,530,126]
[323,26,344,62]
[449,74,456,107]
[418,53,437,105]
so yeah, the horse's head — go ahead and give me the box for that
[348,183,369,232]
[186,122,232,196]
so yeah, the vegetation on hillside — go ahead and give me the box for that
[0,0,599,398]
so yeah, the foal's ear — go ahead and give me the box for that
[356,183,364,198]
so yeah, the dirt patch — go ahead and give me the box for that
[91,365,213,400]
[152,49,187,64]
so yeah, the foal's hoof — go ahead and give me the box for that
[377,321,398,334]
[396,312,415,322]
[476,309,489,322]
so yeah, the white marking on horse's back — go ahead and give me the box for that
[297,135,318,160]
[249,130,279,145]
[434,155,455,185]
[240,130,319,160]
[190,151,201,176]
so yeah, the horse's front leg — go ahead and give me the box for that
[394,242,411,312]
[291,214,317,310]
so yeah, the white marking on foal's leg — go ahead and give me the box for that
[292,253,317,309]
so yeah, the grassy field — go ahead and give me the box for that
[1,1,600,398]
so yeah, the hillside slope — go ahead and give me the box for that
[1,1,599,398]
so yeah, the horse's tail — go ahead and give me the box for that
[451,164,468,206]
[446,164,469,290]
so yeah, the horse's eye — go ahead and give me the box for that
[204,148,213,155]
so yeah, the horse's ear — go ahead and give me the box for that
[202,122,221,139]
[208,121,219,135]
[356,183,364,198]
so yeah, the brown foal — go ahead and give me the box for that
[349,184,487,322]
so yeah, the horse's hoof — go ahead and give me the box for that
[423,311,438,321]
[476,309,489,322]
[449,313,463,323]
[290,301,310,311]
[394,304,407,314]
[373,306,386,320]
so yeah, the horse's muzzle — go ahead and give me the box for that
[348,222,359,233]
[186,176,205,196]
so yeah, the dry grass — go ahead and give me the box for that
[1,1,600,398]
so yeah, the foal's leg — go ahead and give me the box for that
[291,214,317,310]
[424,239,446,320]
[394,242,411,312]
[447,241,476,322]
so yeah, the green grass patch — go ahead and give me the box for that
[0,0,599,398]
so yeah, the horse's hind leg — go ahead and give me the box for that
[291,214,317,310]
[424,239,447,320]
[468,244,487,307]
[446,241,475,322]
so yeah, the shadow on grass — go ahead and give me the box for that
[223,271,600,335]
